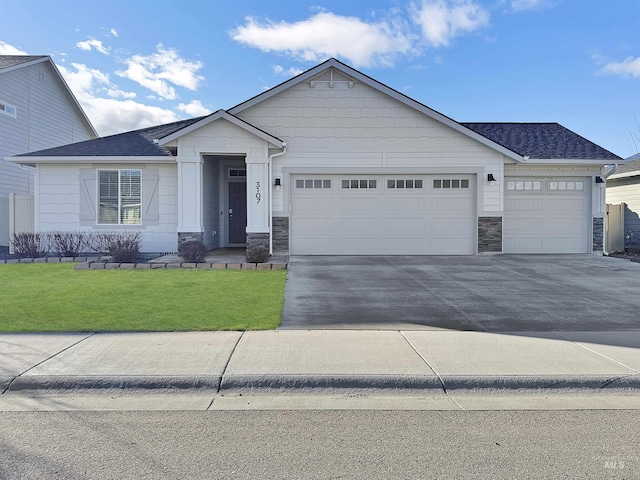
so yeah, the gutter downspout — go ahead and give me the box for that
[268,142,288,255]
[604,164,618,179]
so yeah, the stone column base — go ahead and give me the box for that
[247,232,270,258]
[478,217,503,253]
[593,217,604,253]
[178,232,204,247]
[272,217,289,253]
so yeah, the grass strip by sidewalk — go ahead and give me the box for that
[0,264,286,331]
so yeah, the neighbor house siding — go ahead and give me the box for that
[607,177,640,240]
[234,75,503,216]
[0,60,96,246]
[36,163,179,252]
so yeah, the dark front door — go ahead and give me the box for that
[228,182,247,244]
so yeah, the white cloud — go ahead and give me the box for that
[176,100,212,117]
[76,38,109,55]
[0,41,28,55]
[509,0,554,12]
[230,12,414,67]
[105,88,136,99]
[272,64,304,76]
[110,28,118,38]
[600,56,640,78]
[410,0,490,48]
[58,63,178,135]
[116,44,204,100]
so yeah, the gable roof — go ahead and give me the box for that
[461,123,622,161]
[228,58,524,162]
[15,116,205,158]
[608,153,640,180]
[9,58,620,164]
[158,109,284,147]
[0,55,98,137]
[14,109,284,160]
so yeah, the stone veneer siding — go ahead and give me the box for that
[246,232,270,258]
[178,232,204,247]
[272,217,289,253]
[478,217,503,253]
[593,217,604,252]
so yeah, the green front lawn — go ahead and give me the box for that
[0,264,287,331]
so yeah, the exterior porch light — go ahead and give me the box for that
[595,176,605,184]
[487,173,497,186]
[274,177,282,191]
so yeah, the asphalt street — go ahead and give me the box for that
[0,410,637,479]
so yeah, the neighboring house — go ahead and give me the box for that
[0,55,97,247]
[9,58,622,256]
[606,153,640,248]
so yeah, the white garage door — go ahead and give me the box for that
[504,177,590,253]
[290,175,475,255]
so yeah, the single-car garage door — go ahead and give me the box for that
[504,177,590,253]
[290,175,475,255]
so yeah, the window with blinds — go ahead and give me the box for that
[98,170,141,224]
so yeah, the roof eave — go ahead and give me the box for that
[522,158,618,165]
[6,155,176,165]
[0,56,49,74]
[157,110,285,148]
[608,170,640,180]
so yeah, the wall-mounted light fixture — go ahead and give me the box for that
[487,173,496,186]
[595,176,605,184]
[274,177,282,191]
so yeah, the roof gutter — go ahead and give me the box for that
[269,142,288,255]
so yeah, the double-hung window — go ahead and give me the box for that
[98,170,141,225]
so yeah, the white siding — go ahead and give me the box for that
[607,177,640,241]
[36,163,179,252]
[235,74,503,216]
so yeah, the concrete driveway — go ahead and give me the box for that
[281,255,640,331]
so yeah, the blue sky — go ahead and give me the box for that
[1,0,639,157]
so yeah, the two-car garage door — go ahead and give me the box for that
[290,175,475,255]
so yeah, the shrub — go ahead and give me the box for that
[246,246,270,263]
[179,240,206,263]
[10,232,48,258]
[92,231,142,263]
[50,231,91,258]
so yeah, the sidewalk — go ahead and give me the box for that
[2,330,639,399]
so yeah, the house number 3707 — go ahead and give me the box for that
[255,181,261,204]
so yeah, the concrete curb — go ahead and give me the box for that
[5,376,222,393]
[5,373,640,395]
[440,375,640,392]
[220,374,444,394]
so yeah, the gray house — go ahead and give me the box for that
[606,153,640,249]
[0,55,97,247]
[10,58,621,256]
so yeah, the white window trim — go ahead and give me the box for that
[0,100,17,118]
[96,169,142,225]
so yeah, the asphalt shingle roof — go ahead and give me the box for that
[16,116,621,161]
[461,122,621,161]
[18,116,207,157]
[614,153,640,176]
[0,55,48,70]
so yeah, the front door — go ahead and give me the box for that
[228,182,247,244]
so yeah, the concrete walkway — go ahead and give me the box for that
[1,330,639,410]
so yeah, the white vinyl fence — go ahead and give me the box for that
[8,193,34,254]
[605,203,625,253]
